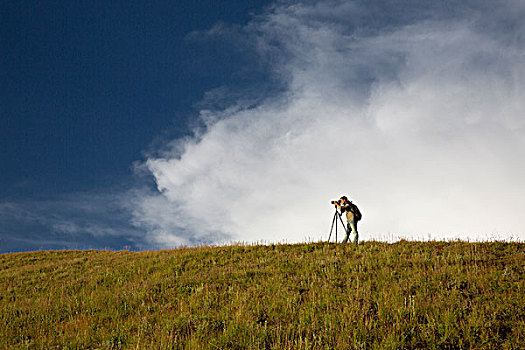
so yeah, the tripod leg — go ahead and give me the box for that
[338,214,347,234]
[328,212,337,242]
[335,214,338,242]
[338,214,349,243]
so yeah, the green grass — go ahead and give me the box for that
[1,241,524,349]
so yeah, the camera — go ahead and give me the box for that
[331,200,341,205]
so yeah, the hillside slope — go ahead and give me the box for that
[1,241,524,349]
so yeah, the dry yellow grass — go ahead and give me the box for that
[1,241,524,349]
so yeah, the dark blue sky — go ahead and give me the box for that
[1,0,271,198]
[1,0,274,252]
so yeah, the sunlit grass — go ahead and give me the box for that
[1,241,524,349]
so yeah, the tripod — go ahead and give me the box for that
[328,207,348,243]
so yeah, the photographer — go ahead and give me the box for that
[332,196,361,244]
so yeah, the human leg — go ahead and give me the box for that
[348,219,358,244]
[342,222,351,243]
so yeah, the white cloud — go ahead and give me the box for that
[131,0,525,246]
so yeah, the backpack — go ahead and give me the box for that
[350,202,362,221]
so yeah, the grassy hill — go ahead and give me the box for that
[1,241,524,349]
